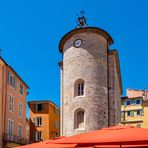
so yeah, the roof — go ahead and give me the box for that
[127,88,148,92]
[108,49,123,94]
[59,27,114,53]
[28,100,59,109]
[0,56,29,88]
[121,96,143,100]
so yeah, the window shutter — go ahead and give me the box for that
[8,71,10,83]
[42,104,44,111]
[33,132,36,141]
[131,111,134,117]
[13,77,16,89]
[34,104,37,111]
[33,117,37,126]
[131,99,135,104]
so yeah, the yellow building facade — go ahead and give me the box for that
[121,89,148,128]
[28,100,60,143]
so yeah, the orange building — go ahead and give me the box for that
[0,57,29,148]
[28,100,60,143]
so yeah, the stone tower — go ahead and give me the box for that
[59,26,122,136]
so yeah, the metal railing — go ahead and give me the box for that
[3,133,28,145]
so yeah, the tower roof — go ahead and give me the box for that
[59,27,114,53]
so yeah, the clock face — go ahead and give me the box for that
[74,39,82,48]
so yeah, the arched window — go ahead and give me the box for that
[74,109,85,129]
[74,79,84,97]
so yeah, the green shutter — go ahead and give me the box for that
[131,111,134,117]
[131,99,135,104]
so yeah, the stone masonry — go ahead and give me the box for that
[59,27,122,136]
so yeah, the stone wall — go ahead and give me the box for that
[108,52,121,126]
[62,32,109,136]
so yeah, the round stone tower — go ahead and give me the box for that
[59,27,114,136]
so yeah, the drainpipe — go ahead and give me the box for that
[107,44,110,127]
[4,67,8,133]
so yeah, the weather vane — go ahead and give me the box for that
[77,10,87,28]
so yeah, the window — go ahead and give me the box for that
[54,107,59,115]
[33,131,42,141]
[8,119,13,135]
[9,95,14,112]
[127,111,130,116]
[74,79,84,97]
[20,84,24,95]
[136,124,141,128]
[36,104,43,111]
[136,99,141,104]
[33,117,42,126]
[8,72,16,88]
[126,100,131,105]
[18,124,23,137]
[127,111,134,117]
[137,110,143,116]
[74,109,85,129]
[18,102,23,117]
[78,83,84,96]
[54,120,59,129]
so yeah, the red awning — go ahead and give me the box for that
[17,125,148,148]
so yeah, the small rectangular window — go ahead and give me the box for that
[18,102,23,117]
[137,109,143,116]
[127,111,134,117]
[54,107,59,115]
[33,117,42,126]
[136,99,141,104]
[18,124,23,137]
[54,120,59,129]
[36,104,43,111]
[20,84,24,95]
[8,119,13,135]
[137,110,140,115]
[126,100,131,105]
[33,131,42,141]
[127,111,130,116]
[9,95,14,112]
[136,124,141,128]
[8,72,16,88]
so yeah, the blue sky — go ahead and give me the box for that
[0,0,148,117]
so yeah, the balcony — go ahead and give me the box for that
[3,133,28,145]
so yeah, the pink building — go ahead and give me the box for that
[0,57,29,148]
